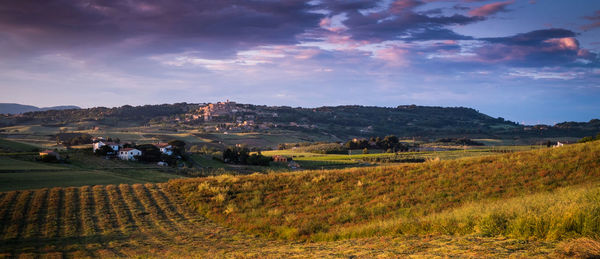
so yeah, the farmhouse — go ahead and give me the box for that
[153,143,173,155]
[93,141,120,153]
[39,150,60,160]
[118,148,142,161]
[273,155,288,163]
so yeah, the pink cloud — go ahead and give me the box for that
[374,47,409,66]
[544,37,579,51]
[319,17,331,28]
[294,49,321,60]
[390,0,422,14]
[581,10,600,31]
[469,1,514,17]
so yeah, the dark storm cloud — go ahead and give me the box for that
[332,0,483,42]
[473,29,598,67]
[481,29,576,45]
[0,0,492,58]
[321,0,381,14]
[0,0,323,58]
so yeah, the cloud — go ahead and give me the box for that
[336,2,482,42]
[465,29,598,67]
[321,0,381,14]
[469,1,514,17]
[581,10,600,31]
[0,0,324,59]
[508,68,586,80]
[373,46,410,66]
[481,29,576,46]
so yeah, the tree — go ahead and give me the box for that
[223,148,235,163]
[168,139,186,155]
[136,144,162,162]
[95,145,115,156]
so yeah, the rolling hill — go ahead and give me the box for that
[1,140,598,257]
[0,103,80,115]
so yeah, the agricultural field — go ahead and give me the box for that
[0,140,184,192]
[261,145,544,169]
[0,184,582,258]
[0,123,338,150]
[169,141,600,255]
[0,140,599,257]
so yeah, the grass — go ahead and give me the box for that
[0,138,40,153]
[0,157,64,171]
[261,145,543,169]
[169,141,600,242]
[0,183,572,258]
[0,169,182,192]
[189,154,229,169]
[0,150,184,192]
[326,183,600,241]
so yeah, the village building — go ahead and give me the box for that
[272,155,288,163]
[154,143,173,155]
[93,141,120,153]
[200,100,237,121]
[39,150,60,160]
[118,148,142,160]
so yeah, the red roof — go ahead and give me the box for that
[121,148,137,152]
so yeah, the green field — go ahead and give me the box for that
[0,157,64,171]
[260,145,544,169]
[0,138,40,153]
[0,142,185,192]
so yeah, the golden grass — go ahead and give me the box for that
[556,238,600,258]
[169,141,600,241]
[0,183,567,258]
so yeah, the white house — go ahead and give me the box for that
[118,148,142,160]
[154,143,173,155]
[93,141,120,153]
[553,141,565,148]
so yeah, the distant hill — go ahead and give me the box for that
[0,103,80,114]
[0,102,597,139]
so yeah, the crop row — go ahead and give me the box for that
[0,183,201,258]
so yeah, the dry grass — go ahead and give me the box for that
[169,141,600,241]
[0,184,565,258]
[556,238,600,258]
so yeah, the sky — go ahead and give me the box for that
[0,0,599,125]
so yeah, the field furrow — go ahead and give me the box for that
[79,186,98,237]
[157,183,205,223]
[131,184,181,235]
[117,184,172,249]
[23,188,48,239]
[105,184,138,235]
[145,184,192,230]
[42,188,61,239]
[91,185,120,235]
[62,187,81,237]
[4,190,32,240]
[0,191,19,237]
